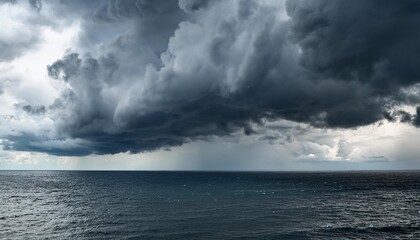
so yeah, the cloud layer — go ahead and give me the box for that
[2,0,420,156]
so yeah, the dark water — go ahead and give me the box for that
[1,171,420,239]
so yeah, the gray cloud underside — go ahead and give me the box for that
[5,0,420,155]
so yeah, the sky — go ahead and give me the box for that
[1,0,420,170]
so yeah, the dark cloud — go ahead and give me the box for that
[395,110,413,124]
[178,0,214,13]
[47,53,82,81]
[16,103,46,115]
[413,107,420,127]
[285,0,420,126]
[287,0,420,90]
[2,134,92,156]
[380,107,420,126]
[4,0,420,156]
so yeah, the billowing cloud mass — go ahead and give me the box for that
[1,0,420,158]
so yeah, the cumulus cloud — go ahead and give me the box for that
[2,0,420,157]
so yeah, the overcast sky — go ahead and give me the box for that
[1,0,420,170]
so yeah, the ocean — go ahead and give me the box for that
[1,171,419,239]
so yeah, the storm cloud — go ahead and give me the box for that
[2,0,420,156]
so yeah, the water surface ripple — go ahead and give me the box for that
[1,171,419,239]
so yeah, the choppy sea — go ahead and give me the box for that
[1,171,420,239]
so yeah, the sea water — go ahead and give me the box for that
[1,171,419,239]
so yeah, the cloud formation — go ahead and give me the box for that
[2,0,420,156]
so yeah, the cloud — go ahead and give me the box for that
[47,53,81,81]
[413,107,420,127]
[15,103,46,115]
[2,0,420,156]
[287,0,420,87]
[28,0,42,12]
[0,1,40,61]
[178,0,216,13]
[336,139,352,160]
